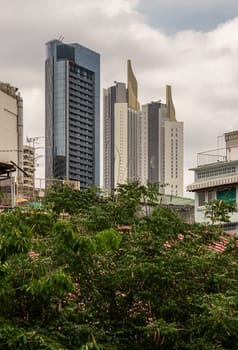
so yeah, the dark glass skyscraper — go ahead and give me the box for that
[45,39,100,189]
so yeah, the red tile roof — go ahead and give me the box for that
[164,231,237,253]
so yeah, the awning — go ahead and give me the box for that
[0,162,16,179]
[186,175,238,192]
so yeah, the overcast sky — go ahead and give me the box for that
[1,0,238,196]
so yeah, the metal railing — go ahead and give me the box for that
[197,148,227,166]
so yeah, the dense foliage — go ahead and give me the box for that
[205,199,238,224]
[1,182,238,349]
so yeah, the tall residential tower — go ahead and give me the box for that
[138,86,184,196]
[103,60,140,193]
[45,40,100,189]
[103,61,184,196]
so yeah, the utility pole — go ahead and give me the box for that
[26,136,44,150]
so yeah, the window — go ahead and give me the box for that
[198,191,206,206]
[208,190,215,202]
[217,187,236,204]
[197,166,236,179]
[223,223,237,232]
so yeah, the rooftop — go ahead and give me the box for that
[0,82,20,99]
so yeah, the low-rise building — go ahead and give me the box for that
[187,131,238,231]
[0,82,23,172]
[0,82,23,207]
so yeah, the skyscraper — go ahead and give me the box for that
[45,39,100,189]
[103,62,183,196]
[103,60,140,193]
[138,86,184,196]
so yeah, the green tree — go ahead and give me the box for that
[111,180,145,225]
[42,183,102,216]
[205,199,237,225]
[2,188,238,349]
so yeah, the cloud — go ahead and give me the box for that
[136,0,238,32]
[0,0,238,196]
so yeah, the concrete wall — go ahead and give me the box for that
[0,90,18,165]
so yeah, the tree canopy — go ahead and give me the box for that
[1,182,238,349]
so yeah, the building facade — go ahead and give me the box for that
[138,86,184,196]
[103,61,140,193]
[45,39,100,189]
[0,82,23,179]
[103,64,184,196]
[0,82,24,207]
[187,131,238,231]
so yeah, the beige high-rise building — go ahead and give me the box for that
[138,86,184,196]
[103,64,184,196]
[103,60,140,193]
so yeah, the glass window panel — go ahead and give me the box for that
[217,187,236,204]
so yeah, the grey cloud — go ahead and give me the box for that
[1,0,238,195]
[136,0,238,32]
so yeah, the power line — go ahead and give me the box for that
[0,149,23,152]
[0,147,45,152]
